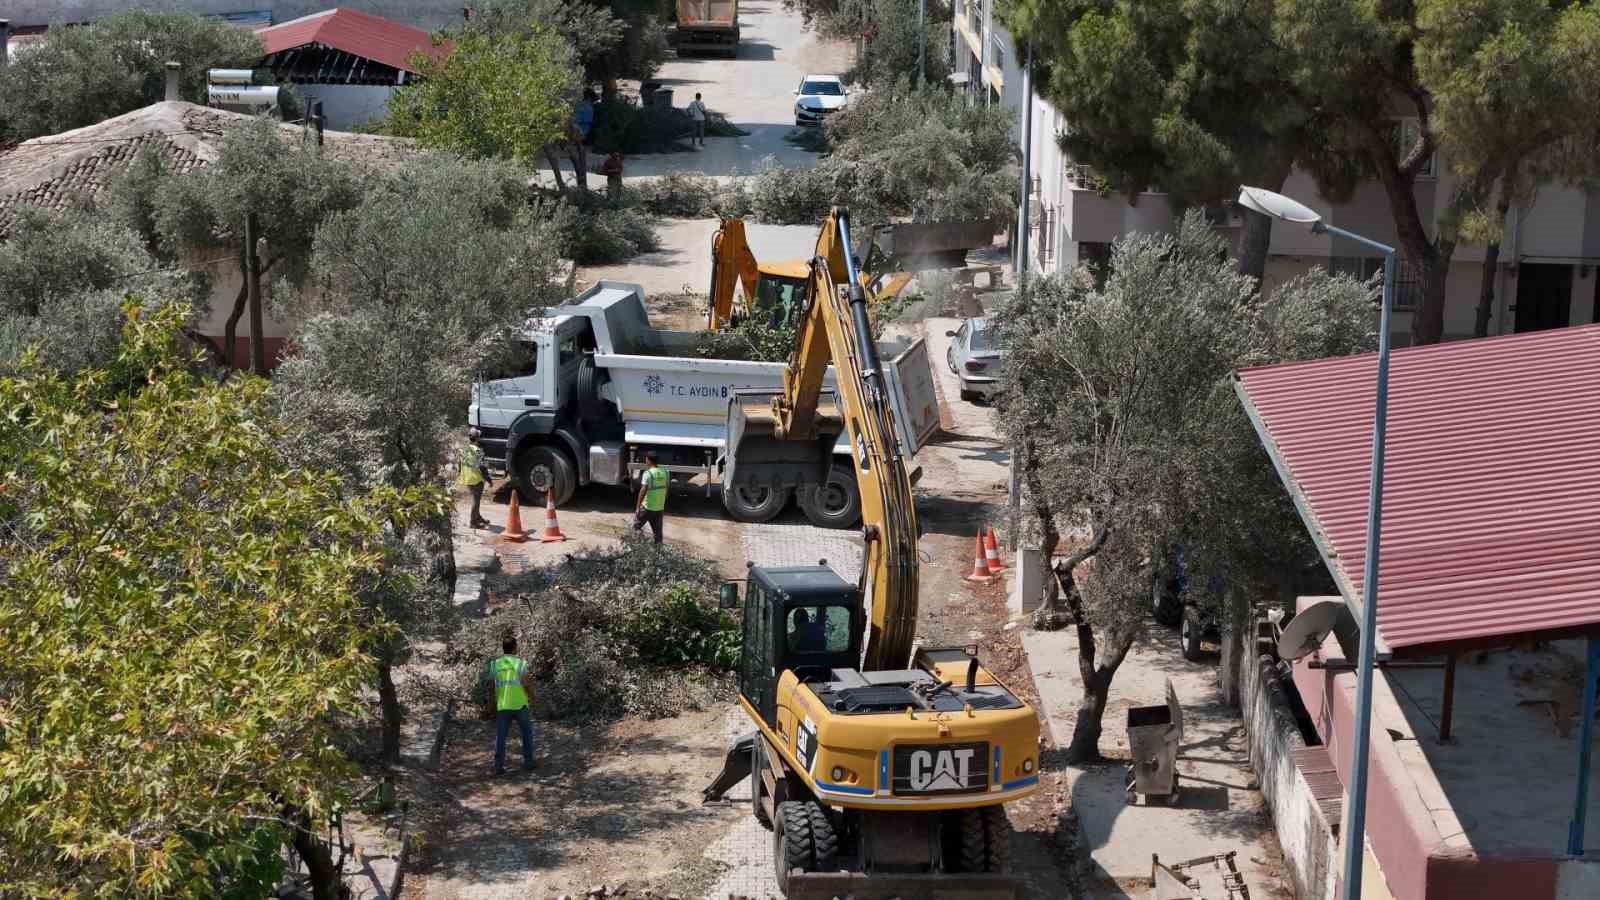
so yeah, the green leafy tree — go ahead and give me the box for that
[271,157,568,761]
[0,10,263,142]
[1009,0,1600,344]
[1417,0,1600,337]
[386,26,579,189]
[469,0,668,90]
[1001,0,1362,285]
[0,300,434,899]
[992,213,1374,761]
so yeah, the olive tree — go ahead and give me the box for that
[992,213,1375,761]
[0,300,436,900]
[0,207,201,374]
[271,156,568,761]
[0,10,263,142]
[136,118,368,372]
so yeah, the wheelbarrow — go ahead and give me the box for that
[1125,677,1184,805]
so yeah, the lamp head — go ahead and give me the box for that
[1237,186,1321,226]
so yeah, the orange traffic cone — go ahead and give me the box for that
[966,531,993,582]
[984,525,1006,575]
[539,492,568,543]
[501,492,529,543]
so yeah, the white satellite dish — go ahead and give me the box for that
[1237,186,1322,225]
[1277,599,1358,661]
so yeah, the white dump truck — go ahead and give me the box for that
[468,281,941,527]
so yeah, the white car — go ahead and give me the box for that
[945,318,1002,401]
[794,74,848,127]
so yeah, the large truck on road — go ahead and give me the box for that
[672,0,740,57]
[467,281,940,527]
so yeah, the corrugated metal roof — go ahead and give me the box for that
[255,7,445,74]
[1235,325,1600,653]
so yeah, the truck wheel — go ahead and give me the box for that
[1181,607,1205,661]
[516,444,576,507]
[797,467,861,529]
[722,483,791,523]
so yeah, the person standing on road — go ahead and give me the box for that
[460,427,491,530]
[632,450,670,544]
[486,636,536,775]
[687,93,708,148]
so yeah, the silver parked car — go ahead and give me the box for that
[945,318,1001,401]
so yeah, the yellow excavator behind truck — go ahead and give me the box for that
[705,217,912,332]
[703,208,1040,899]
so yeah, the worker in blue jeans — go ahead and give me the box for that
[486,635,536,775]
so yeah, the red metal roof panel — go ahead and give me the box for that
[1235,324,1600,651]
[256,7,445,74]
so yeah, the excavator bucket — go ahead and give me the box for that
[723,388,842,493]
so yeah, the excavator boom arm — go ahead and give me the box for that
[707,218,761,330]
[727,208,919,669]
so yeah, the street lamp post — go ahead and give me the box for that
[1237,186,1396,900]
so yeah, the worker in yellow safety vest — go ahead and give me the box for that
[485,635,536,775]
[631,450,669,544]
[459,427,491,529]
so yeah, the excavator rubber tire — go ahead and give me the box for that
[980,806,1011,873]
[805,802,838,871]
[775,801,814,894]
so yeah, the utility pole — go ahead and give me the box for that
[1008,40,1033,553]
[917,0,926,89]
[245,213,266,376]
[1015,41,1033,282]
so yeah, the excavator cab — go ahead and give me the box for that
[735,566,862,724]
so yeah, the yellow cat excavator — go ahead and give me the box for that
[705,217,912,331]
[704,208,1040,899]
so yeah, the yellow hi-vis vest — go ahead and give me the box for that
[458,444,485,487]
[641,466,669,511]
[490,655,528,711]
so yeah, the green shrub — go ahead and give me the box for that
[446,535,739,720]
[635,173,719,217]
[551,193,661,263]
[749,159,837,224]
[695,312,799,362]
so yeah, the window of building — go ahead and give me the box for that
[990,33,1006,71]
[1330,255,1421,310]
[1079,241,1112,288]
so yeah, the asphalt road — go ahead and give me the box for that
[618,0,855,179]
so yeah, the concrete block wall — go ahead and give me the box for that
[1240,647,1339,900]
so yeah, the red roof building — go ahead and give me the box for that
[1235,324,1600,655]
[254,8,450,130]
[256,7,446,74]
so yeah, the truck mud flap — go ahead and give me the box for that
[783,872,1024,900]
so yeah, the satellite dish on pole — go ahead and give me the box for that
[1277,599,1358,661]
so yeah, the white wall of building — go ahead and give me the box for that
[292,83,398,131]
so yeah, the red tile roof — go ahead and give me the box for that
[255,8,446,74]
[1235,325,1600,653]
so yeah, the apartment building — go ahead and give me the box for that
[955,0,1600,341]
